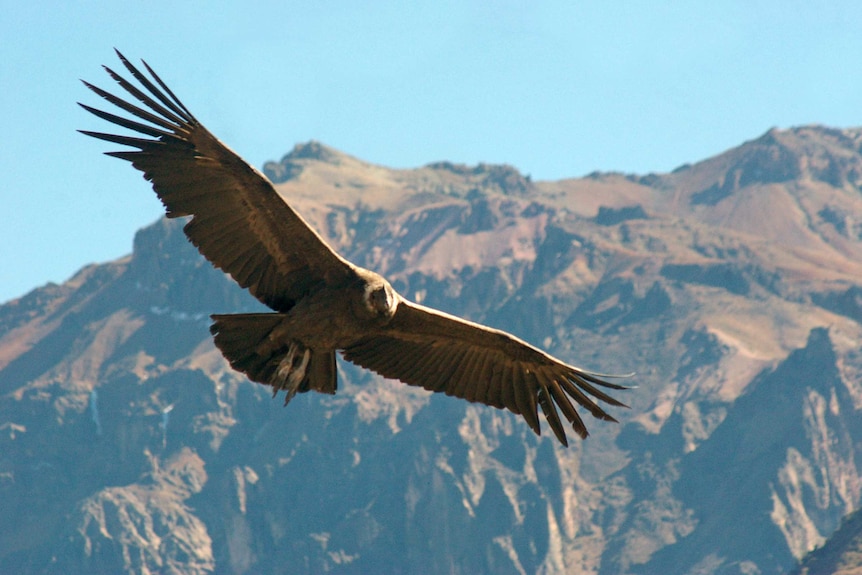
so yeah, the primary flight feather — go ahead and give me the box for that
[80,50,630,446]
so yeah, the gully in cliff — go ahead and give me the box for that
[79,50,632,446]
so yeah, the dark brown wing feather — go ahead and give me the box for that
[341,299,629,446]
[79,50,353,311]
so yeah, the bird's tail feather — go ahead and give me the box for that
[209,313,337,400]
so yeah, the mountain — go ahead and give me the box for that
[1,126,862,574]
[792,507,862,575]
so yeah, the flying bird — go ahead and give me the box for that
[79,50,630,446]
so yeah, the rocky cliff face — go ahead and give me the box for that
[1,126,862,574]
[792,505,862,575]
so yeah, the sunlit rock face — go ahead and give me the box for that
[2,127,862,574]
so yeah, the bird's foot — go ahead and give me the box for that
[273,341,311,405]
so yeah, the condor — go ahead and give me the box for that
[80,50,630,446]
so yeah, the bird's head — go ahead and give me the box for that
[363,279,398,320]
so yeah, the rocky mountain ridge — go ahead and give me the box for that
[1,125,861,574]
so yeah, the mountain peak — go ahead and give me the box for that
[263,140,353,183]
[284,140,344,162]
[668,125,862,199]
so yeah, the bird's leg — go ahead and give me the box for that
[284,350,310,404]
[272,343,297,397]
[274,341,311,405]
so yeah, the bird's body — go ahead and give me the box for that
[251,270,398,351]
[211,268,397,402]
[80,50,630,446]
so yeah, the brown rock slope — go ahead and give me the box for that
[1,126,861,574]
[793,507,862,575]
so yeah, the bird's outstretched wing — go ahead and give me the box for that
[79,50,353,311]
[342,299,630,446]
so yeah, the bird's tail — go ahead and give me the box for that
[209,313,337,402]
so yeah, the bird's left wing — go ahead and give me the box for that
[341,298,630,446]
[79,50,354,311]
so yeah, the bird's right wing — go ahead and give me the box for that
[342,298,631,446]
[79,50,354,311]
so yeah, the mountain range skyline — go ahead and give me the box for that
[5,1,862,305]
[2,123,861,572]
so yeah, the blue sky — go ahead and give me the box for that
[3,1,861,304]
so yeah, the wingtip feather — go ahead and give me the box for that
[518,371,542,438]
[537,386,569,446]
